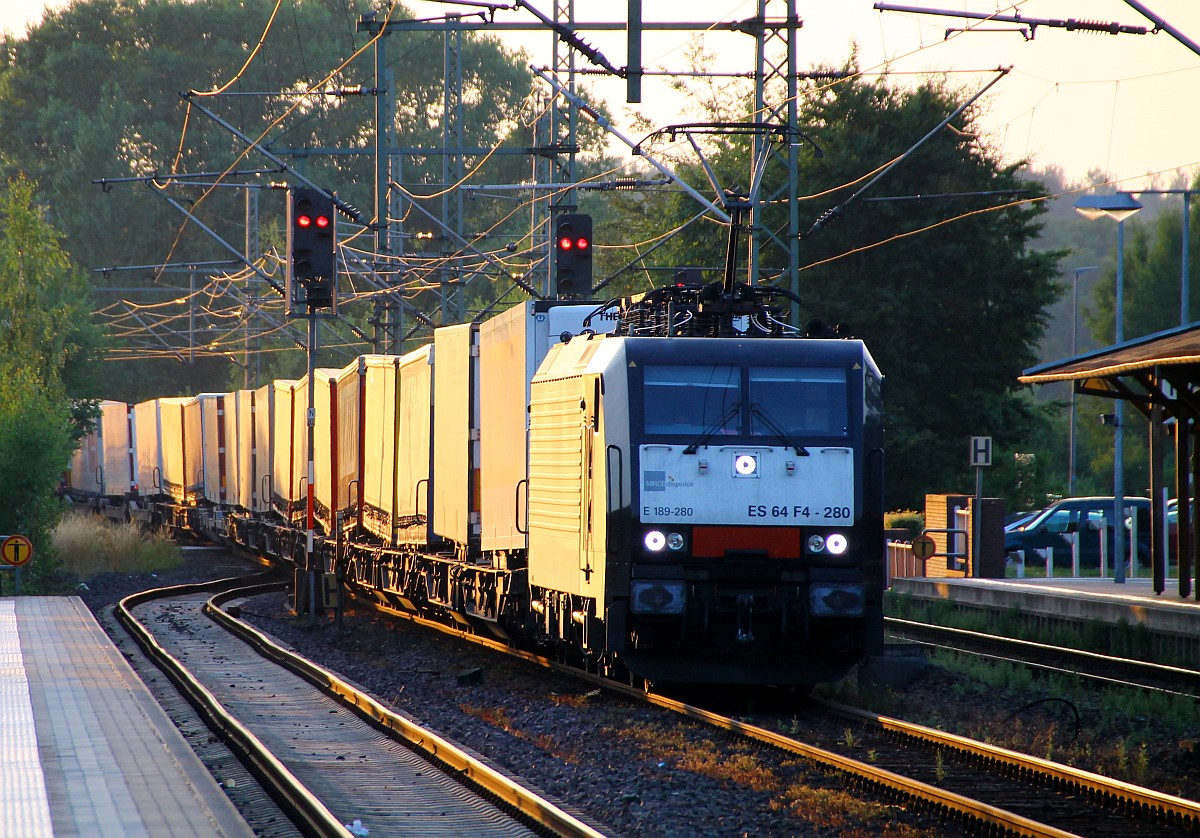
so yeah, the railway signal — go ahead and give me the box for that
[553,213,592,299]
[287,187,336,313]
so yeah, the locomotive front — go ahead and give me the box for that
[527,288,885,687]
[617,337,884,685]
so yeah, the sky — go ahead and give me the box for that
[3,0,1199,190]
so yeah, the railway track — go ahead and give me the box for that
[115,572,1200,836]
[884,616,1200,697]
[310,589,1200,836]
[779,697,1198,837]
[113,575,605,838]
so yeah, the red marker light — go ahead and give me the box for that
[297,214,313,228]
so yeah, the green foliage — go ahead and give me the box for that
[0,0,545,400]
[0,175,104,394]
[604,65,1063,508]
[0,363,74,547]
[0,175,103,589]
[0,372,75,595]
[884,510,924,539]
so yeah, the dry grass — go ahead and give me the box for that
[617,724,779,790]
[773,784,933,837]
[51,513,181,579]
[615,723,932,833]
[459,703,522,736]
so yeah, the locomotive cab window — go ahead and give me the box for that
[643,365,739,435]
[749,367,848,438]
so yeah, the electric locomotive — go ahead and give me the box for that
[523,284,885,686]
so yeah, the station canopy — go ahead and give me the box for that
[1019,322,1200,420]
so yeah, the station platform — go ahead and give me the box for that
[1,596,253,837]
[888,576,1200,664]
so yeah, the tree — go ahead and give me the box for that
[0,175,104,396]
[0,175,104,589]
[0,0,541,400]
[0,361,76,588]
[600,68,1063,509]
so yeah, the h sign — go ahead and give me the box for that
[970,436,992,468]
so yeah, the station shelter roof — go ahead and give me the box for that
[1019,322,1200,421]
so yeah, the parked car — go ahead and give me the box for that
[1004,496,1151,570]
[1004,509,1041,534]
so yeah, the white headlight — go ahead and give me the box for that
[734,453,759,477]
[826,533,849,555]
[644,530,666,552]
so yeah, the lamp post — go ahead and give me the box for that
[1068,265,1099,496]
[1074,192,1143,583]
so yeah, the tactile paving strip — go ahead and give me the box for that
[0,599,54,838]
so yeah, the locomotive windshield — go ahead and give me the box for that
[642,364,850,439]
[643,365,739,435]
[748,367,848,437]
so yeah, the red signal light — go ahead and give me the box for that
[558,235,574,251]
[297,214,313,228]
[314,215,331,230]
[575,236,590,251]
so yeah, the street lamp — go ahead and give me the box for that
[1068,265,1099,496]
[1073,192,1143,583]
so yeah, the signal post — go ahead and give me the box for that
[553,213,592,299]
[287,187,337,622]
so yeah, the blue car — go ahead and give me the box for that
[1004,496,1151,570]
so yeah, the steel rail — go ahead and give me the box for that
[206,586,607,838]
[113,575,349,838]
[639,693,1079,838]
[328,592,1083,836]
[885,616,1200,695]
[811,696,1200,831]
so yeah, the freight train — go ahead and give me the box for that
[64,283,885,687]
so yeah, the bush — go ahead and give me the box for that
[885,509,924,540]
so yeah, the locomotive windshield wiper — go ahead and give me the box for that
[683,402,741,454]
[750,404,809,456]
